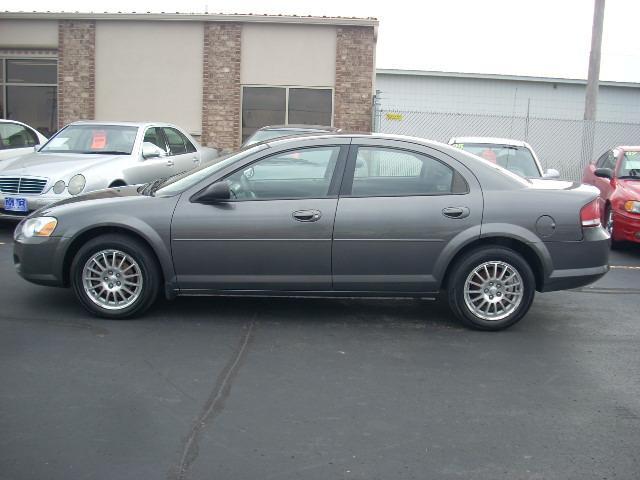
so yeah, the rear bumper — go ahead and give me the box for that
[612,210,640,243]
[541,227,610,292]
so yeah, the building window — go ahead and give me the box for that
[241,86,333,142]
[1,57,58,137]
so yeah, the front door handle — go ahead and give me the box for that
[166,159,175,167]
[442,206,470,219]
[192,157,200,163]
[292,209,322,222]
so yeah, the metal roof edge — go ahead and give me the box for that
[376,68,640,89]
[0,11,378,27]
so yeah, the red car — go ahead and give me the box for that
[583,146,640,245]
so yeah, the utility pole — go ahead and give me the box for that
[584,0,606,121]
[581,0,606,167]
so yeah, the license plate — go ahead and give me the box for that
[4,197,28,212]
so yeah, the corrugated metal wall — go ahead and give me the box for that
[375,72,640,123]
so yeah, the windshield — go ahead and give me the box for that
[155,146,265,196]
[453,143,541,178]
[40,125,138,154]
[619,152,640,178]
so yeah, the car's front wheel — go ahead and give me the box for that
[70,234,160,319]
[446,247,536,331]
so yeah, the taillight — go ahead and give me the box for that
[580,199,601,228]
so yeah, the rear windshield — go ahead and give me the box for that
[452,143,541,178]
[619,152,640,178]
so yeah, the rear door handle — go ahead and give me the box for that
[292,209,322,222]
[442,206,470,219]
[166,159,175,167]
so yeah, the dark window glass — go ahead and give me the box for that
[224,147,340,200]
[163,127,187,155]
[6,86,57,137]
[177,129,197,153]
[596,151,610,168]
[288,88,332,125]
[242,87,286,142]
[0,122,38,149]
[6,59,57,84]
[143,127,167,152]
[351,147,457,197]
[604,151,616,170]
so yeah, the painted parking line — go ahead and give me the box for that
[610,265,640,270]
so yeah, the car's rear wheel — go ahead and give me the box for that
[70,234,160,319]
[446,247,536,331]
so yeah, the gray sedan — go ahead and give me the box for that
[14,134,610,330]
[0,121,217,219]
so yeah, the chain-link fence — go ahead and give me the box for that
[374,109,640,181]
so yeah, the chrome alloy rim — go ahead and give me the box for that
[82,249,143,310]
[606,210,614,235]
[463,261,523,321]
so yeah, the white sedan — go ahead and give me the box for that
[0,119,48,162]
[0,121,217,219]
[448,136,560,179]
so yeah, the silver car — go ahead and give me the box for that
[448,136,560,179]
[0,121,217,219]
[14,133,609,330]
[0,119,48,162]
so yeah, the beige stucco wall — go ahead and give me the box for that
[241,23,336,87]
[95,21,203,135]
[0,20,58,48]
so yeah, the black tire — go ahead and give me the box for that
[108,180,127,188]
[605,206,622,250]
[446,246,536,331]
[70,234,160,319]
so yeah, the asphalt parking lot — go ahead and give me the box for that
[0,222,639,480]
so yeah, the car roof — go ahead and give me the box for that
[265,132,458,151]
[449,136,528,148]
[67,120,177,128]
[257,124,339,132]
[617,146,640,152]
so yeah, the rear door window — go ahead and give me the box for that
[347,147,465,197]
[162,127,188,155]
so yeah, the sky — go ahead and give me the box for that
[3,0,639,83]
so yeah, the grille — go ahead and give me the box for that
[0,177,48,195]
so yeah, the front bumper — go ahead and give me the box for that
[14,234,68,287]
[542,226,610,292]
[613,210,640,243]
[0,193,70,220]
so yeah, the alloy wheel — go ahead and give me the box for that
[82,249,143,310]
[463,261,524,321]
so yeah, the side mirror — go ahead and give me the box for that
[142,142,166,159]
[594,167,613,179]
[542,168,560,179]
[193,181,231,203]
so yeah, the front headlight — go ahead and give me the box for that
[53,180,66,194]
[68,174,86,195]
[22,216,58,238]
[624,200,640,214]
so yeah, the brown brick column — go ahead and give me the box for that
[57,20,95,128]
[334,26,375,132]
[201,23,242,152]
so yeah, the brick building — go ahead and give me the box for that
[0,12,377,151]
